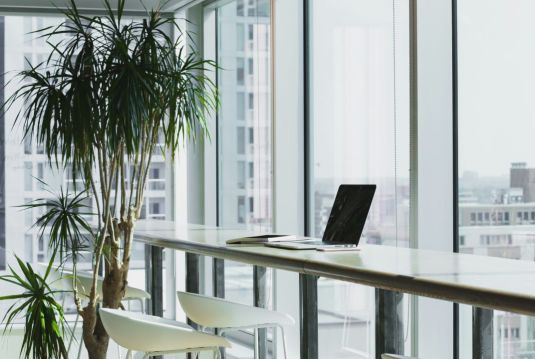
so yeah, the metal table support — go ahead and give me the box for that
[375,289,404,358]
[254,266,268,359]
[145,245,164,359]
[185,253,201,328]
[185,253,201,359]
[473,307,493,359]
[145,244,163,317]
[299,274,318,359]
[213,257,225,359]
[213,257,225,299]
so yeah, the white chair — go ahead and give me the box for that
[99,308,231,359]
[381,354,417,359]
[177,291,295,359]
[39,264,150,358]
[69,272,151,358]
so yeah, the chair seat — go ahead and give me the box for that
[76,273,151,300]
[177,291,295,329]
[99,308,231,353]
[39,264,151,300]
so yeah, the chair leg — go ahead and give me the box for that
[138,298,144,314]
[67,312,80,353]
[214,348,222,359]
[279,326,289,359]
[76,334,84,359]
[254,328,259,359]
[125,349,132,359]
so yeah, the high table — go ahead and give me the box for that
[134,221,535,358]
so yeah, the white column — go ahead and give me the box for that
[413,0,455,357]
[272,0,305,357]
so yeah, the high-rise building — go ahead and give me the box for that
[511,162,535,203]
[2,16,172,270]
[218,0,272,230]
[460,164,535,357]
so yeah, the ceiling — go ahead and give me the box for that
[0,0,191,14]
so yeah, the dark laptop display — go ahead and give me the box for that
[263,184,376,250]
[322,184,376,245]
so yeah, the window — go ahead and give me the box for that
[1,15,172,318]
[457,1,535,356]
[36,162,44,190]
[247,0,255,16]
[24,234,33,262]
[215,1,272,355]
[237,161,246,189]
[24,137,31,154]
[217,0,272,233]
[148,164,165,191]
[248,57,253,75]
[151,202,160,215]
[236,23,244,51]
[236,0,244,16]
[248,127,254,144]
[248,92,254,110]
[248,161,254,179]
[248,24,253,41]
[236,57,245,85]
[237,92,245,120]
[307,0,410,357]
[24,162,32,191]
[237,196,246,224]
[237,126,245,154]
[24,198,33,226]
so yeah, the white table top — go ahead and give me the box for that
[134,221,535,316]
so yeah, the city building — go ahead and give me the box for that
[0,1,534,359]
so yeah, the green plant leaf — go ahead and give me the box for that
[0,253,68,359]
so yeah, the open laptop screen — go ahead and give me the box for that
[322,184,376,244]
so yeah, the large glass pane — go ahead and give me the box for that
[217,0,272,301]
[308,0,410,357]
[216,0,272,356]
[1,15,171,318]
[3,17,67,314]
[457,1,535,357]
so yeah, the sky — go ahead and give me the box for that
[310,0,535,179]
[458,0,535,176]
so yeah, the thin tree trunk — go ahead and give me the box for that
[82,267,128,359]
[82,305,109,359]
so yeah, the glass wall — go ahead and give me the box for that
[457,1,535,357]
[1,15,171,316]
[3,16,68,311]
[307,0,410,357]
[215,0,273,356]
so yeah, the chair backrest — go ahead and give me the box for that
[35,264,150,300]
[35,263,74,292]
[177,291,294,328]
[99,308,230,353]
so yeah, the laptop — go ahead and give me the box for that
[266,184,376,251]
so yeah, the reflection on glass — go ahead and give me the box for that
[458,1,535,357]
[1,16,169,318]
[309,0,410,357]
[217,1,272,356]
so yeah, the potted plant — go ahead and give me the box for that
[2,0,217,357]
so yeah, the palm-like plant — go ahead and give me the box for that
[3,0,217,357]
[0,253,69,359]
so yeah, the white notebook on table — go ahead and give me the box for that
[226,234,298,245]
